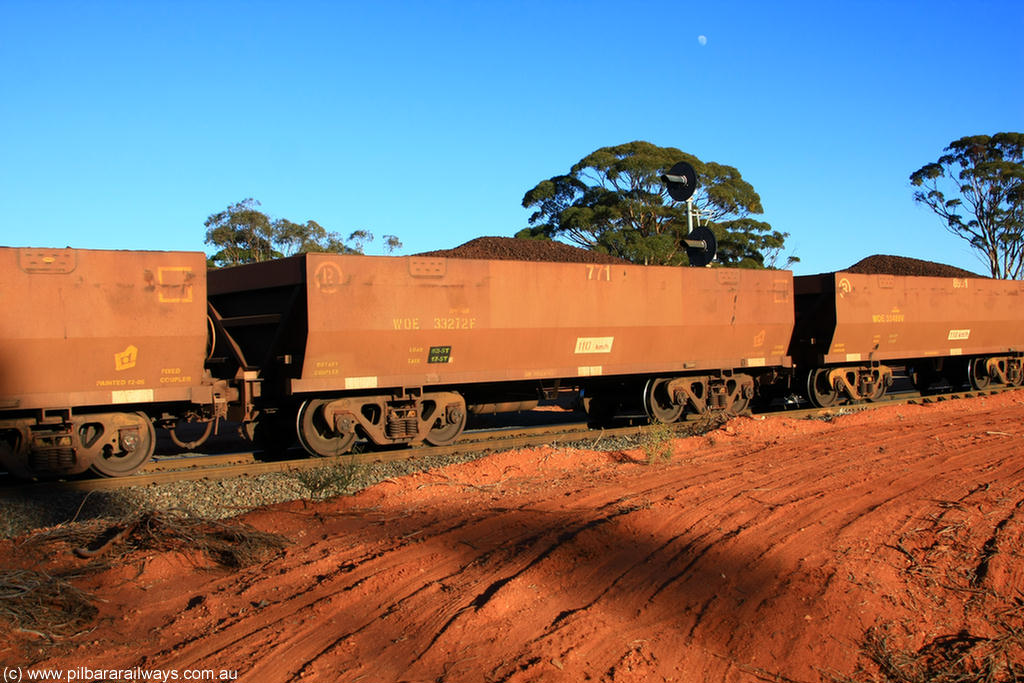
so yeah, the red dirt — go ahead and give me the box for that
[4,393,1024,682]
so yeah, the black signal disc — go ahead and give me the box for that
[661,161,698,202]
[685,225,717,267]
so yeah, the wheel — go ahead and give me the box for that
[424,400,466,446]
[90,412,156,477]
[865,373,887,402]
[729,389,752,414]
[865,382,887,402]
[806,368,839,408]
[1009,360,1024,387]
[968,357,992,390]
[644,378,684,423]
[297,399,357,457]
[729,396,751,414]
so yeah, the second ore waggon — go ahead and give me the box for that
[206,253,794,456]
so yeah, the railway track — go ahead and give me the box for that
[1,385,1019,494]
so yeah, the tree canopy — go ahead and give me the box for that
[204,199,401,268]
[910,132,1024,279]
[518,141,796,268]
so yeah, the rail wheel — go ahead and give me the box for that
[968,357,992,390]
[1009,360,1024,387]
[90,412,156,477]
[866,385,886,402]
[806,368,840,408]
[424,401,467,446]
[644,378,684,423]
[865,376,887,402]
[297,399,357,457]
[729,391,751,415]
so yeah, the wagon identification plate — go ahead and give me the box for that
[574,337,614,354]
[428,346,452,363]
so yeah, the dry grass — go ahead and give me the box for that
[635,412,731,463]
[639,421,676,463]
[828,492,1024,683]
[292,459,363,497]
[29,509,291,568]
[839,621,1024,683]
[2,510,290,644]
[0,569,97,637]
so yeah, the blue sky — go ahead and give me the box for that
[1,0,1021,275]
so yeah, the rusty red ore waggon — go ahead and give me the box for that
[790,271,1024,406]
[204,254,793,457]
[0,248,231,478]
[1,246,1022,479]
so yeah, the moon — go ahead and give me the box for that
[697,35,708,46]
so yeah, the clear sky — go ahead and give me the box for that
[1,0,1021,276]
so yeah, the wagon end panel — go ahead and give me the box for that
[0,247,207,411]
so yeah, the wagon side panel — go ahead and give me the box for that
[294,255,793,393]
[826,273,1024,363]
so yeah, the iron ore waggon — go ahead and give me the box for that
[207,253,795,456]
[791,271,1024,406]
[3,242,1023,481]
[0,247,231,478]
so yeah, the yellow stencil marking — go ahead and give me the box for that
[115,345,138,371]
[157,266,194,303]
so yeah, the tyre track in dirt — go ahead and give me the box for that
[6,393,1024,682]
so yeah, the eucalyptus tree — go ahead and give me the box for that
[205,198,401,268]
[910,133,1024,279]
[519,141,795,268]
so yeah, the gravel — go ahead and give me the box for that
[0,448,503,541]
[0,412,734,541]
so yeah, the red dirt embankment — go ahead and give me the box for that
[5,393,1024,682]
